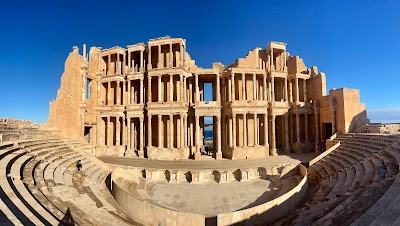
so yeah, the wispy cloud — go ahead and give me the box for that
[367,107,400,123]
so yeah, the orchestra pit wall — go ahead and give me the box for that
[47,37,369,160]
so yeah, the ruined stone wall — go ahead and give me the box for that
[48,48,83,139]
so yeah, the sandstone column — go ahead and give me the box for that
[264,114,269,150]
[182,45,186,66]
[314,102,320,152]
[284,78,288,102]
[271,115,277,156]
[232,114,237,148]
[127,80,131,105]
[195,74,199,102]
[107,116,112,146]
[254,113,258,146]
[122,54,126,75]
[139,117,144,157]
[116,81,121,105]
[289,80,293,102]
[180,114,184,148]
[148,76,152,102]
[229,115,233,147]
[122,81,126,105]
[122,117,126,147]
[148,114,152,147]
[148,46,152,69]
[271,77,275,102]
[169,74,173,102]
[158,76,162,102]
[263,74,267,101]
[127,118,131,150]
[243,113,247,147]
[253,73,256,100]
[107,81,111,105]
[116,117,121,146]
[117,53,120,74]
[230,73,234,101]
[108,54,111,75]
[140,50,144,71]
[285,113,290,153]
[157,45,161,68]
[177,114,181,148]
[179,43,183,66]
[295,78,300,103]
[195,115,200,157]
[169,114,173,148]
[183,76,187,102]
[140,78,144,104]
[179,75,183,101]
[158,115,162,148]
[242,73,246,100]
[169,43,173,67]
[303,79,307,102]
[216,115,222,159]
[216,75,220,101]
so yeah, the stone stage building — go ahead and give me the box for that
[48,36,368,160]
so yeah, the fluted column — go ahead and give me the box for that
[232,114,237,148]
[122,54,126,75]
[230,73,235,101]
[177,114,181,148]
[148,46,152,69]
[179,44,183,66]
[122,81,126,105]
[169,75,173,102]
[140,50,144,71]
[107,116,111,146]
[303,79,307,102]
[285,113,290,153]
[195,116,200,157]
[184,114,188,147]
[314,103,320,152]
[122,117,126,147]
[254,113,258,146]
[127,80,131,105]
[140,78,144,104]
[116,81,121,105]
[127,118,131,150]
[264,114,269,150]
[179,74,183,101]
[263,74,267,101]
[169,114,173,148]
[229,115,233,147]
[295,78,300,103]
[271,115,277,156]
[139,117,144,157]
[284,78,288,102]
[115,117,120,146]
[195,74,199,102]
[289,80,293,102]
[180,114,184,148]
[242,73,246,100]
[116,53,120,74]
[148,114,152,147]
[157,45,161,68]
[169,43,173,67]
[158,115,162,148]
[253,73,256,100]
[148,76,152,102]
[107,81,111,105]
[296,113,300,144]
[216,116,222,159]
[243,113,247,147]
[158,76,162,102]
[271,77,275,102]
[216,75,220,102]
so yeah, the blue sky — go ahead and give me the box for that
[0,0,399,123]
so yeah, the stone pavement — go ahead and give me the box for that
[98,152,318,170]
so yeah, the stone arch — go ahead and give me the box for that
[233,169,242,181]
[185,171,192,183]
[212,170,221,183]
[165,170,171,182]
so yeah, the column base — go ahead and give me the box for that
[270,148,278,156]
[194,151,202,160]
[138,150,144,158]
[215,152,222,160]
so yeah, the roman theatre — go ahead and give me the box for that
[1,36,400,226]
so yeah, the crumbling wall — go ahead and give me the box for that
[48,47,83,139]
